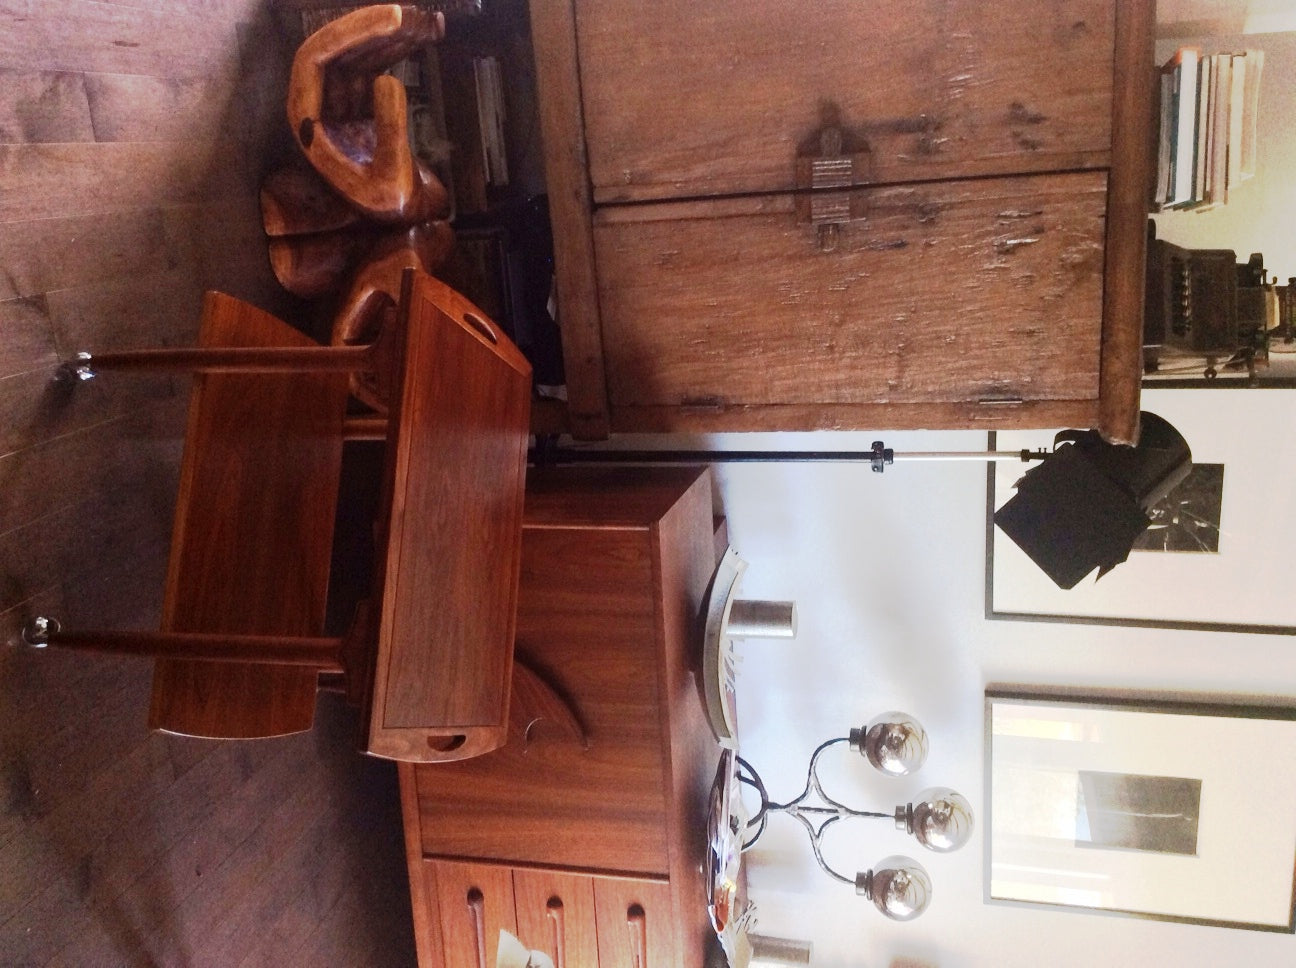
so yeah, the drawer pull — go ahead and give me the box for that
[466,888,487,968]
[546,896,566,968]
[626,904,647,968]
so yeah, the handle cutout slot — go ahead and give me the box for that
[463,311,499,344]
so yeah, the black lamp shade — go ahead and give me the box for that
[993,413,1192,589]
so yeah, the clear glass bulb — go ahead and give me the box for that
[895,787,974,852]
[849,712,928,776]
[855,855,932,921]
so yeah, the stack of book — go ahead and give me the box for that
[1156,48,1264,211]
[299,1,482,37]
[473,56,509,188]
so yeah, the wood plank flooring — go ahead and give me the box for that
[0,3,416,964]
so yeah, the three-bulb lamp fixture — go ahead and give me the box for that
[739,712,972,921]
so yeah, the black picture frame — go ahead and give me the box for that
[985,386,1296,635]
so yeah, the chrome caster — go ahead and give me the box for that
[21,616,61,648]
[55,352,96,384]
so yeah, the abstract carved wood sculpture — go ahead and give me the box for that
[334,223,453,410]
[287,4,447,222]
[263,4,455,409]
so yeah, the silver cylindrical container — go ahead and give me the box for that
[727,600,797,639]
[750,934,812,966]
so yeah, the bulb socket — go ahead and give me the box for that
[895,803,913,833]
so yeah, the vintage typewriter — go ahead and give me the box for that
[1144,221,1291,379]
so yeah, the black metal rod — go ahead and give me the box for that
[530,445,1045,466]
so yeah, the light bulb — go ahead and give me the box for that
[849,712,928,776]
[854,855,931,921]
[895,787,974,852]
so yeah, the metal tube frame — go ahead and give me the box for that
[739,737,891,886]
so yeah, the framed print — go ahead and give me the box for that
[985,386,1296,634]
[985,690,1296,931]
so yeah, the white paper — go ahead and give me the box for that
[496,931,555,968]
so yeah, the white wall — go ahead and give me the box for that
[1159,0,1296,37]
[706,429,1296,968]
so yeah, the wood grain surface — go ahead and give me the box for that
[364,273,531,762]
[532,0,1147,439]
[651,470,727,968]
[402,763,446,968]
[573,0,1115,203]
[429,860,517,968]
[0,4,418,962]
[595,172,1107,410]
[604,397,1102,435]
[527,0,610,439]
[592,878,674,968]
[512,868,600,968]
[409,521,670,873]
[401,467,722,967]
[1097,0,1155,444]
[150,292,349,739]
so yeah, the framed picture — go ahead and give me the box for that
[985,386,1296,634]
[985,690,1296,931]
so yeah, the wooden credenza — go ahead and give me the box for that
[398,467,723,967]
[529,0,1154,443]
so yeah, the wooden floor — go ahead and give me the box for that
[1,3,416,964]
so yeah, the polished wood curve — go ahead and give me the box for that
[151,291,349,739]
[28,629,346,671]
[287,4,447,222]
[362,272,532,763]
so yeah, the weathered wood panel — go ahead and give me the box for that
[596,171,1107,409]
[574,0,1115,203]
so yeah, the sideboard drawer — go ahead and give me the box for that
[513,869,601,968]
[593,878,675,968]
[428,860,517,968]
[421,860,680,967]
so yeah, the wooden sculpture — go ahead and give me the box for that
[287,4,446,222]
[263,4,455,409]
[333,223,454,409]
